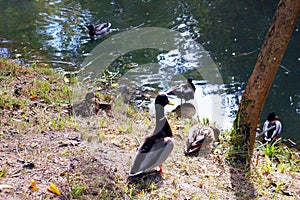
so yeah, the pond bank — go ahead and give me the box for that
[0,59,299,199]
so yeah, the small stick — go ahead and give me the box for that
[134,136,141,145]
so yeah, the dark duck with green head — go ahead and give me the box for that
[263,112,282,141]
[86,22,111,38]
[129,94,174,176]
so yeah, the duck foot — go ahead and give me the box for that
[159,165,163,173]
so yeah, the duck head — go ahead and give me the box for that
[187,76,193,83]
[86,25,95,38]
[267,112,279,121]
[155,94,173,107]
[86,25,94,31]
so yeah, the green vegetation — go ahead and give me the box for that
[71,184,87,198]
[0,59,76,135]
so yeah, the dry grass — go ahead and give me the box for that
[0,59,299,199]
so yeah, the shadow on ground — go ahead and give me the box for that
[127,171,163,196]
[229,160,256,199]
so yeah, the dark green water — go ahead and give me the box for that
[0,0,299,142]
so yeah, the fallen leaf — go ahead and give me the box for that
[0,169,5,177]
[111,83,118,87]
[30,95,38,100]
[29,180,38,191]
[47,183,61,195]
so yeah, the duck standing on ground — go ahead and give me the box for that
[72,92,112,117]
[263,112,282,141]
[86,22,111,38]
[167,77,196,103]
[129,94,174,176]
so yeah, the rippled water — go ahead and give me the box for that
[0,0,299,141]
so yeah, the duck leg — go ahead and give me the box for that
[159,165,163,173]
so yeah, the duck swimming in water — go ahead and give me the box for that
[129,94,174,176]
[86,22,111,38]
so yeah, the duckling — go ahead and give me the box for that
[86,22,111,38]
[167,77,196,103]
[184,124,219,155]
[129,94,174,176]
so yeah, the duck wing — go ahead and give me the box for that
[166,83,195,101]
[94,23,111,35]
[165,85,180,96]
[129,137,174,176]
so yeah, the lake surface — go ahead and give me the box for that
[0,0,299,142]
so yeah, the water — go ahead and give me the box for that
[0,0,299,142]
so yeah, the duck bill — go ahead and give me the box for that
[168,101,174,105]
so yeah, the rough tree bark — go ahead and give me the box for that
[232,0,300,161]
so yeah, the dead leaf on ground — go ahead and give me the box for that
[47,183,61,195]
[29,180,38,191]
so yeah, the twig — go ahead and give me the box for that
[280,64,292,74]
[135,136,141,145]
[287,139,296,146]
[232,48,259,58]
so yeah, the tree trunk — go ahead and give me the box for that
[232,0,300,162]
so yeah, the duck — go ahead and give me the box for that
[72,92,95,117]
[184,124,219,155]
[166,77,196,103]
[171,102,195,119]
[129,94,174,176]
[72,92,112,117]
[262,112,282,141]
[86,22,111,38]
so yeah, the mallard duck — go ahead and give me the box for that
[184,124,219,155]
[129,94,174,176]
[72,92,112,117]
[262,112,282,141]
[72,92,95,117]
[167,77,196,103]
[86,22,111,38]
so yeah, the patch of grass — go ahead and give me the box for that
[123,186,133,198]
[0,94,28,110]
[118,125,125,133]
[50,114,65,130]
[183,121,191,134]
[71,184,87,198]
[98,117,106,128]
[98,132,105,142]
